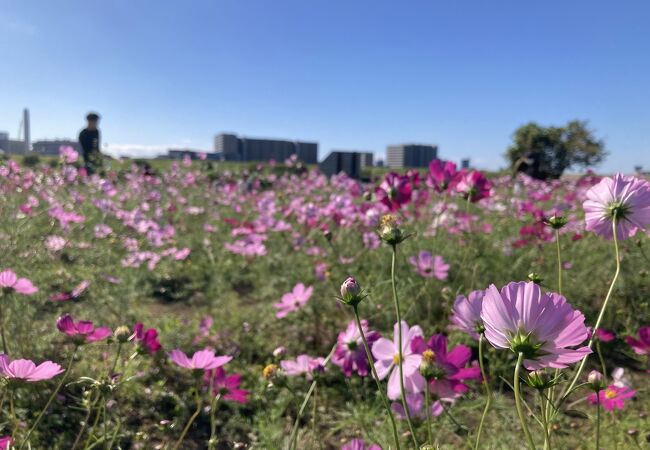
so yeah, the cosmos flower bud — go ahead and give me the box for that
[526,369,553,390]
[262,364,280,380]
[339,277,365,307]
[114,326,131,343]
[272,346,286,358]
[419,350,437,380]
[587,370,605,391]
[527,272,544,285]
[546,215,568,230]
[378,215,406,246]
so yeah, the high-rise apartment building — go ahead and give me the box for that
[386,143,438,168]
[214,133,317,164]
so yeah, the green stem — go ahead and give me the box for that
[514,353,537,450]
[559,218,620,408]
[596,341,607,384]
[555,229,562,295]
[424,385,433,445]
[595,392,600,450]
[110,342,122,375]
[208,393,221,450]
[540,393,551,450]
[288,345,336,450]
[475,334,492,450]
[390,245,419,449]
[172,387,202,450]
[19,348,76,450]
[438,399,465,432]
[353,306,401,450]
[0,299,9,354]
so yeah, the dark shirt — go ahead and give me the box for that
[78,128,100,159]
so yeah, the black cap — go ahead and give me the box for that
[86,112,100,121]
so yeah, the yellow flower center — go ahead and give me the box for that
[422,349,436,363]
[393,354,401,365]
[263,364,278,379]
[605,389,617,399]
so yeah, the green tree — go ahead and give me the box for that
[506,120,606,179]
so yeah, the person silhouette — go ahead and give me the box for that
[78,112,102,175]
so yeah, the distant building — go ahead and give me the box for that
[0,132,25,155]
[165,148,219,161]
[32,139,81,156]
[331,150,373,169]
[386,143,438,168]
[214,133,318,164]
[319,151,369,179]
[461,158,470,169]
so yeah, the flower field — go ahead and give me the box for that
[0,151,648,449]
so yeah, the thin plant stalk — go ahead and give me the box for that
[596,341,608,384]
[539,393,551,450]
[0,298,9,354]
[19,348,77,450]
[555,229,562,295]
[390,245,419,449]
[595,393,601,450]
[474,334,492,450]
[352,306,401,450]
[514,352,537,450]
[172,386,202,450]
[560,218,620,405]
[208,392,221,450]
[424,385,433,446]
[287,345,336,450]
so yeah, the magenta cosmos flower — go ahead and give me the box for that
[56,314,112,344]
[408,251,449,280]
[280,354,325,380]
[204,367,249,403]
[0,269,38,295]
[273,283,313,318]
[450,290,486,340]
[453,170,491,203]
[426,159,458,192]
[332,319,380,377]
[133,322,162,353]
[169,348,232,370]
[371,321,425,400]
[376,172,412,211]
[481,282,591,370]
[625,326,650,356]
[0,436,12,450]
[588,385,636,411]
[583,174,650,240]
[0,354,63,382]
[341,438,381,450]
[412,334,481,400]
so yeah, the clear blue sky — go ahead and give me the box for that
[1,0,649,172]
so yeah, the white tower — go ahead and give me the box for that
[23,108,31,153]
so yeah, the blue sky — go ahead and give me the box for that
[1,0,649,172]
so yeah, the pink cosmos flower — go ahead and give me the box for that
[44,235,67,252]
[0,269,38,295]
[280,354,325,379]
[0,354,63,382]
[453,170,491,202]
[371,321,425,400]
[169,348,232,370]
[426,159,458,192]
[59,145,79,164]
[332,320,380,377]
[583,174,650,240]
[589,327,616,343]
[450,290,485,340]
[56,314,112,344]
[273,283,313,319]
[412,334,482,399]
[481,281,591,370]
[0,436,12,450]
[408,251,449,280]
[625,327,650,355]
[341,438,382,450]
[588,385,636,411]
[204,367,249,403]
[376,172,412,211]
[133,322,162,353]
